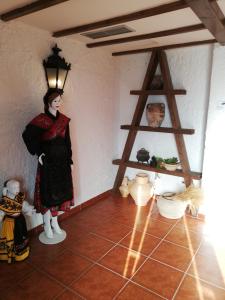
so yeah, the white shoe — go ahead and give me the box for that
[44,224,54,239]
[51,216,63,235]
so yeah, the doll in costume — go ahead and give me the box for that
[22,89,74,239]
[0,180,35,263]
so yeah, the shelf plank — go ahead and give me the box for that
[121,125,195,134]
[130,89,186,95]
[112,159,202,180]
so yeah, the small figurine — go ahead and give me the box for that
[0,180,35,263]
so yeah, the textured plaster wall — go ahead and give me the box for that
[0,21,117,229]
[114,46,213,193]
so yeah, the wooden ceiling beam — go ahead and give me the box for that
[112,39,216,56]
[0,0,69,22]
[53,0,188,37]
[86,24,205,48]
[185,0,225,44]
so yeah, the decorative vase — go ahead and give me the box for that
[129,173,154,206]
[157,192,190,219]
[146,103,165,127]
[119,177,130,198]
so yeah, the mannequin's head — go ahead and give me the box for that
[43,89,63,113]
[3,180,20,198]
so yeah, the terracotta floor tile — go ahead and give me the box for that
[0,261,34,291]
[198,236,225,262]
[42,249,92,285]
[28,236,65,267]
[111,212,145,228]
[71,264,127,300]
[165,224,202,250]
[99,245,146,278]
[177,215,206,234]
[55,289,83,299]
[93,220,131,242]
[175,274,225,300]
[4,270,64,300]
[68,233,115,261]
[150,210,179,224]
[68,214,107,230]
[151,241,193,271]
[187,252,225,288]
[60,222,90,241]
[3,195,222,300]
[133,258,183,299]
[119,230,161,256]
[61,211,105,231]
[116,282,163,300]
[136,218,173,238]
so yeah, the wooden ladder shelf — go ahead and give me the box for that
[112,49,202,191]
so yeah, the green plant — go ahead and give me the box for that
[164,157,179,164]
[155,156,164,169]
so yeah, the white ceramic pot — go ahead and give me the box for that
[157,193,189,219]
[129,173,153,206]
[163,163,180,171]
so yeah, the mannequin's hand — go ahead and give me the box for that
[38,153,45,165]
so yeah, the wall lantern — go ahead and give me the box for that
[43,44,71,92]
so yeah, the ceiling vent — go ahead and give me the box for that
[81,25,134,39]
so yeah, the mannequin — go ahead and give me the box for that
[22,89,74,242]
[0,180,35,263]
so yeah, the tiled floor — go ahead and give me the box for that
[1,194,225,299]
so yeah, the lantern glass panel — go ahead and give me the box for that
[46,68,57,89]
[58,69,68,89]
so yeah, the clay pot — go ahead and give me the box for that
[146,103,165,127]
[162,162,180,171]
[136,148,150,163]
[129,173,154,206]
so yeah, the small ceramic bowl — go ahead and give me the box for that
[163,162,180,171]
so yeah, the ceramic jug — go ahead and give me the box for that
[129,173,154,206]
[119,177,130,198]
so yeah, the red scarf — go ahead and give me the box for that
[30,113,70,141]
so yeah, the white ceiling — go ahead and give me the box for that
[0,0,224,53]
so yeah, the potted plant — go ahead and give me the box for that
[163,157,180,171]
[150,156,164,169]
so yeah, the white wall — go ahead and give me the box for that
[0,18,215,230]
[0,20,118,229]
[202,44,225,216]
[114,46,213,194]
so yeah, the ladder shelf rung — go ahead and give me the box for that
[112,159,202,180]
[121,125,195,134]
[130,89,186,95]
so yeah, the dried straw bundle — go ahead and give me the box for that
[173,185,204,215]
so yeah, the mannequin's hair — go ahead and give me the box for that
[43,89,63,113]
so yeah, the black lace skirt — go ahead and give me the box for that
[40,143,73,207]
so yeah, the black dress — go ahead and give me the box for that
[22,110,74,216]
